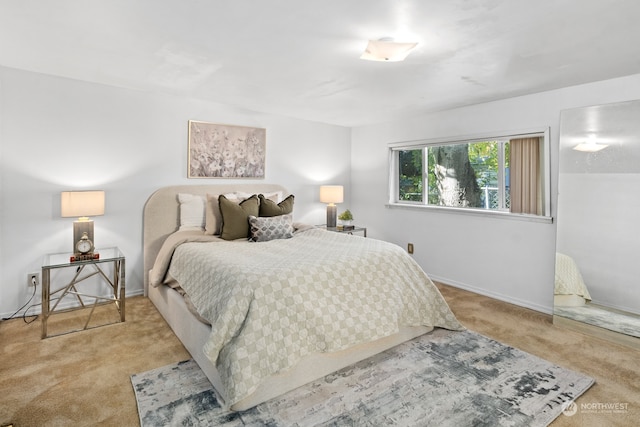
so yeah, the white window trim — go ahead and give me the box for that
[387,127,553,223]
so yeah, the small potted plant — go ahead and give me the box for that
[338,209,354,229]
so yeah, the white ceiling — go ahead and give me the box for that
[2,0,640,127]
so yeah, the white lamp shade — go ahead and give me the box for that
[61,191,105,218]
[319,185,344,204]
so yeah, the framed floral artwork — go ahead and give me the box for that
[188,120,266,178]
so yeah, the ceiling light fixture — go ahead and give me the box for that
[573,135,608,152]
[360,38,418,62]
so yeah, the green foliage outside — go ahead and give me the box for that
[399,141,508,208]
[398,150,423,201]
[467,141,497,187]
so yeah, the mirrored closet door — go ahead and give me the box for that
[554,99,640,349]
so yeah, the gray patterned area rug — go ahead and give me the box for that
[131,329,594,427]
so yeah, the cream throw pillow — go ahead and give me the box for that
[204,193,234,235]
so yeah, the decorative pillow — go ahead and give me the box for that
[248,214,294,242]
[204,192,235,235]
[205,192,283,234]
[219,194,259,240]
[178,193,205,231]
[259,194,294,217]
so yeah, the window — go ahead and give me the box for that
[389,129,550,219]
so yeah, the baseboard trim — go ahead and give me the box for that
[430,274,553,315]
[553,314,640,350]
[1,288,145,319]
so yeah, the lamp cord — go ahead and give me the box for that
[2,284,39,323]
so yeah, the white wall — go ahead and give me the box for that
[351,73,640,314]
[557,173,640,314]
[4,67,640,318]
[0,66,351,317]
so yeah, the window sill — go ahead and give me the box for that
[385,202,553,224]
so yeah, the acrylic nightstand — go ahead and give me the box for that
[41,247,125,338]
[324,225,367,237]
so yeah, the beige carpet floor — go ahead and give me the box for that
[1,283,638,426]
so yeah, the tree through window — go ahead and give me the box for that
[390,131,548,217]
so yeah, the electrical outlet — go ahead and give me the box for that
[407,243,414,254]
[27,272,40,287]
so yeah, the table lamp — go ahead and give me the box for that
[319,185,343,228]
[61,190,105,253]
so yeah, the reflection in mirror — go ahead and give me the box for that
[554,99,640,349]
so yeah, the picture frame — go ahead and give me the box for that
[188,120,266,178]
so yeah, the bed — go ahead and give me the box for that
[554,252,592,307]
[143,184,462,411]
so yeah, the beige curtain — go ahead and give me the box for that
[510,137,541,215]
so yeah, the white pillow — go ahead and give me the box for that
[178,193,205,231]
[236,190,283,203]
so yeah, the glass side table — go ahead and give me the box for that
[323,225,367,237]
[41,247,125,338]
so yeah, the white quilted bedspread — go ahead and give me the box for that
[168,227,463,407]
[555,252,592,299]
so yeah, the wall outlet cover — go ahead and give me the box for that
[28,272,40,287]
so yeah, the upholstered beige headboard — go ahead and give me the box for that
[142,183,288,295]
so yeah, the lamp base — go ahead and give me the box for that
[326,205,337,228]
[73,220,94,253]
